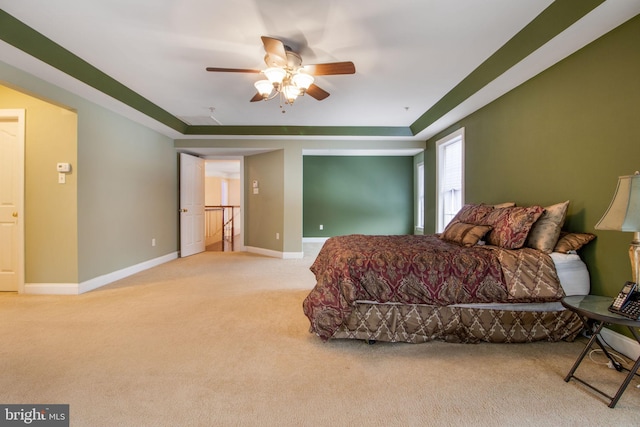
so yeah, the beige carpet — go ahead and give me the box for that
[1,245,639,426]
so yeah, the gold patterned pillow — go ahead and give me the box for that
[450,204,494,225]
[493,202,516,208]
[554,232,596,253]
[440,221,493,247]
[483,206,545,249]
[526,201,569,253]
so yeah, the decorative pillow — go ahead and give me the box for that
[526,201,570,253]
[450,204,494,225]
[483,205,545,249]
[554,232,596,253]
[493,202,516,208]
[440,221,493,247]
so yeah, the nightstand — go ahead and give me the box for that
[562,295,640,408]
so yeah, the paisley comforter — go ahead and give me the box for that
[302,234,564,341]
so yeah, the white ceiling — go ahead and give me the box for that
[1,1,639,142]
[205,159,241,178]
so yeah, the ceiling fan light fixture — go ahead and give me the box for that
[254,80,274,98]
[263,67,286,85]
[292,72,314,91]
[207,36,356,108]
[282,84,300,104]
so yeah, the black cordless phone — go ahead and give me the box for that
[609,281,640,319]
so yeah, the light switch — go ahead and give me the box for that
[57,162,71,173]
[58,173,66,184]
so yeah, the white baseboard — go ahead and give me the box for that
[303,237,329,243]
[601,327,640,360]
[23,283,80,295]
[245,246,303,259]
[24,252,179,295]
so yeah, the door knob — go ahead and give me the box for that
[12,212,18,217]
[180,208,188,213]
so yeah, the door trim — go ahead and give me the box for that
[1,109,25,293]
[179,153,206,257]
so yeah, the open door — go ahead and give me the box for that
[180,153,205,257]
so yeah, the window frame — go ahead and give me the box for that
[416,161,425,232]
[435,128,465,233]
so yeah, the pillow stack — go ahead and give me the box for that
[440,201,594,253]
[439,204,494,247]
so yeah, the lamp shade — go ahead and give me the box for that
[292,72,314,90]
[595,172,640,232]
[263,67,286,85]
[254,80,273,97]
[282,84,300,103]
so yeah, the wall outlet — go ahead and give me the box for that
[276,233,280,240]
[152,238,156,247]
[319,224,323,230]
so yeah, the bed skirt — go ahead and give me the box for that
[331,302,583,344]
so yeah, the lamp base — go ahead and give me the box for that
[630,232,640,284]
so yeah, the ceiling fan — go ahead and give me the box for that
[206,36,355,107]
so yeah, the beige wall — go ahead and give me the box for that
[0,85,78,283]
[244,150,285,252]
[205,176,223,206]
[228,178,241,206]
[205,176,240,206]
[283,145,302,253]
[1,58,179,288]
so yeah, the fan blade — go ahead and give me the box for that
[206,67,261,73]
[261,36,288,67]
[303,61,355,76]
[305,84,330,101]
[250,93,264,102]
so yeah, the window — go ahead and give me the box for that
[436,128,464,232]
[416,162,425,230]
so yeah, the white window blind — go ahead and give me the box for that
[436,129,464,232]
[442,142,461,193]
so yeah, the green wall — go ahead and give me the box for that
[77,104,178,281]
[303,156,414,237]
[425,14,640,300]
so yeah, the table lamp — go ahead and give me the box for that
[595,171,640,283]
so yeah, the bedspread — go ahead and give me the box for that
[302,234,563,341]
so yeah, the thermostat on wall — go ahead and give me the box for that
[57,162,71,173]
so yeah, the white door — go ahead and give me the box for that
[180,153,205,257]
[0,110,25,292]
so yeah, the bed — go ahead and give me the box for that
[302,202,595,344]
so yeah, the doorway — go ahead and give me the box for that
[204,159,242,251]
[0,109,25,292]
